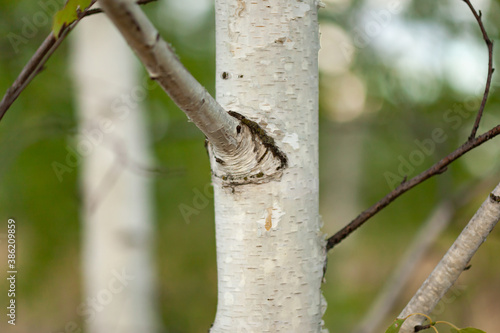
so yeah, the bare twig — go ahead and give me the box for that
[0,0,157,122]
[85,0,158,16]
[463,0,495,140]
[353,174,496,333]
[0,33,57,121]
[326,0,499,252]
[398,181,500,332]
[326,124,500,251]
[0,0,98,120]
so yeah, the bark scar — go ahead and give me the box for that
[490,192,500,203]
[209,112,288,186]
[265,207,272,231]
[236,0,246,17]
[228,111,288,170]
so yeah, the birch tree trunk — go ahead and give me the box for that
[209,0,326,331]
[71,14,158,333]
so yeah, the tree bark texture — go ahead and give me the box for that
[209,0,327,331]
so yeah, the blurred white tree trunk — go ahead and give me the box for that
[71,14,158,333]
[209,0,326,331]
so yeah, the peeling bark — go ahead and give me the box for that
[208,111,287,186]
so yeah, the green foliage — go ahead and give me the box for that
[52,0,92,38]
[385,318,407,333]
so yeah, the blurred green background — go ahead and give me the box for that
[1,0,500,332]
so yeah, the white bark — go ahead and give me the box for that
[71,14,158,333]
[399,182,500,332]
[209,0,326,331]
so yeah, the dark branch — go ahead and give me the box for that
[414,324,432,332]
[326,124,500,251]
[463,0,494,140]
[0,33,57,121]
[326,0,498,252]
[85,0,158,16]
[0,0,157,122]
[0,0,98,121]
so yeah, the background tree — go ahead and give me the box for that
[71,12,159,333]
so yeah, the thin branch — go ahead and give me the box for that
[85,0,158,16]
[326,124,500,251]
[0,0,156,122]
[0,31,73,121]
[353,175,496,333]
[0,0,98,121]
[99,0,239,154]
[463,0,495,140]
[398,182,500,332]
[326,0,498,252]
[0,33,57,121]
